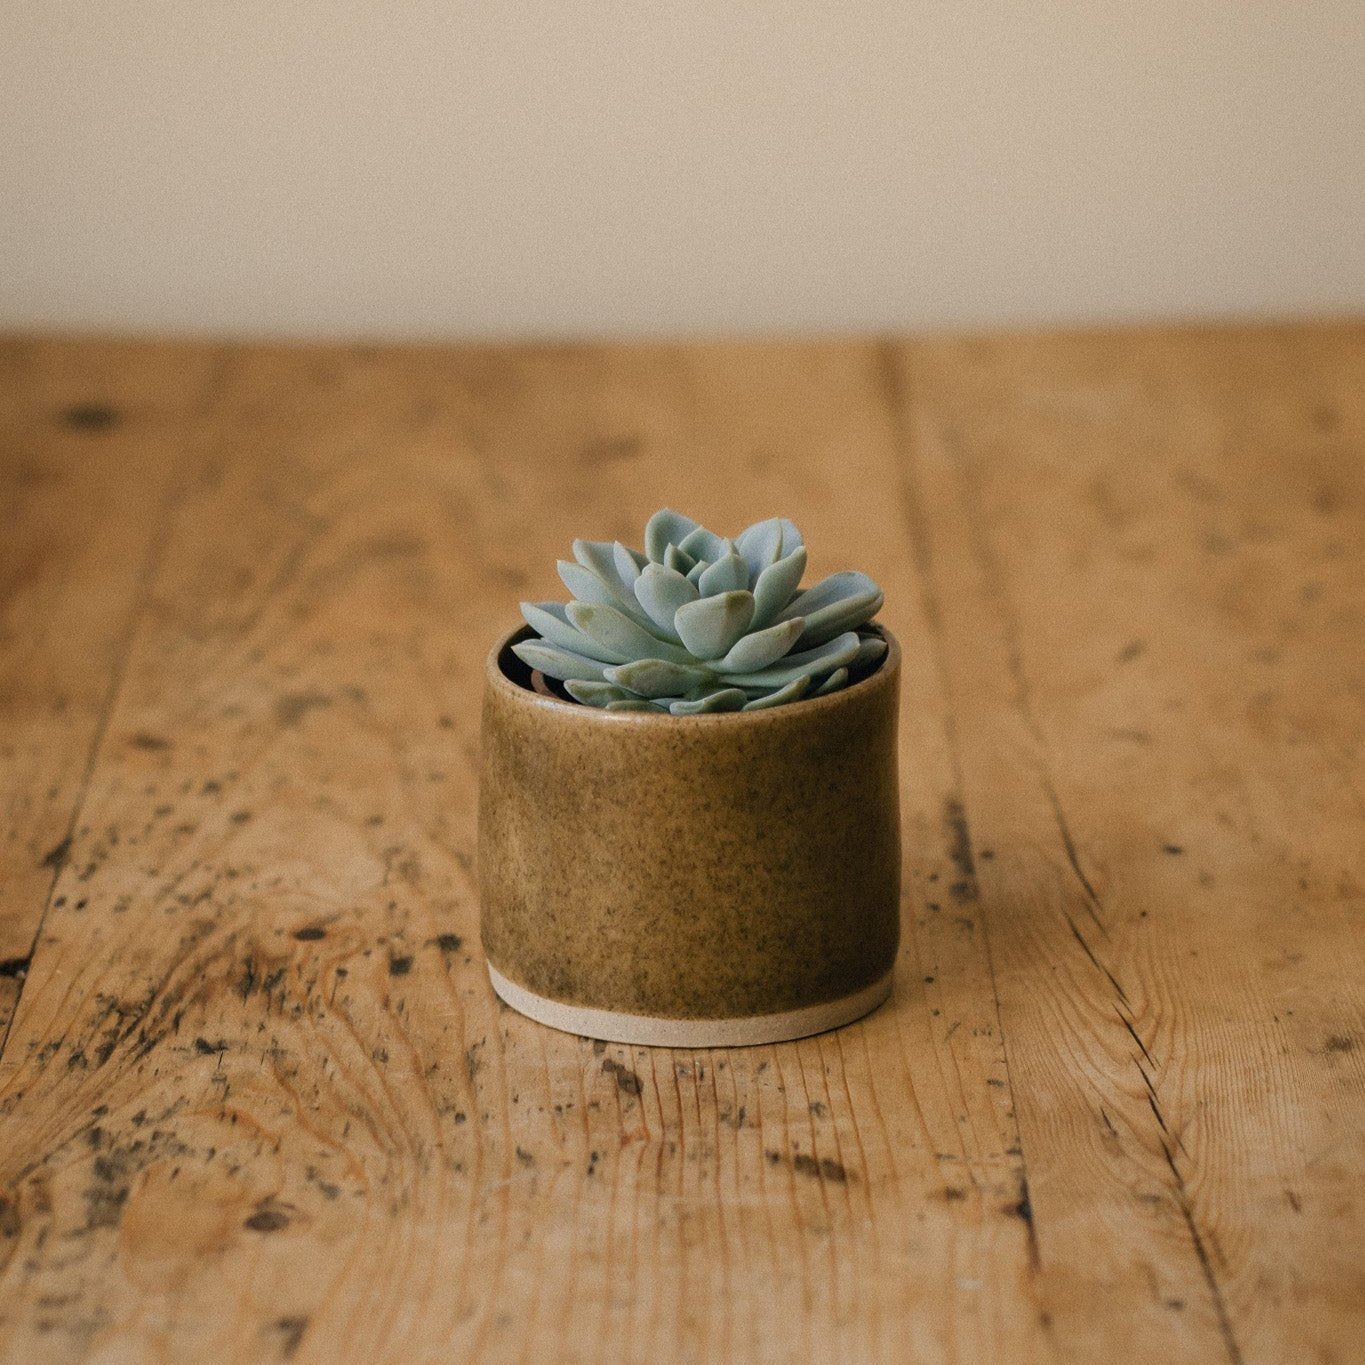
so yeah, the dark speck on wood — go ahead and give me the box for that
[293,926,326,941]
[275,692,332,728]
[41,837,71,871]
[388,955,413,976]
[792,1153,851,1183]
[602,1058,643,1096]
[273,1316,309,1359]
[62,403,120,431]
[245,1208,290,1232]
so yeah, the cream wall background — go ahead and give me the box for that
[3,2,1364,338]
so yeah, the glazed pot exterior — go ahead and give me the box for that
[478,625,902,1046]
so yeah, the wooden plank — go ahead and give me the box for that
[0,339,220,1042]
[0,341,1044,1362]
[890,324,1365,1364]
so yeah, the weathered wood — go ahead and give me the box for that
[0,340,220,1040]
[0,328,1360,1363]
[891,324,1365,1364]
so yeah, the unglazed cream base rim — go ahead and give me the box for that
[486,963,894,1048]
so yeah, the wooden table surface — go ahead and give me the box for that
[0,325,1362,1364]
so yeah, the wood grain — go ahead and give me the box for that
[0,340,221,1040]
[891,325,1365,1364]
[0,327,1360,1363]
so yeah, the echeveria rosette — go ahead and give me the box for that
[512,509,887,713]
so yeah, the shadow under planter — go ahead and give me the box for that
[479,624,902,1047]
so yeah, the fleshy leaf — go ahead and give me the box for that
[511,640,611,683]
[778,570,880,621]
[557,560,660,633]
[742,675,811,710]
[633,562,697,640]
[796,589,883,647]
[520,601,630,663]
[613,541,646,587]
[698,551,749,596]
[604,658,717,698]
[719,630,860,688]
[674,591,756,660]
[685,557,710,584]
[735,518,784,583]
[573,539,631,592]
[567,602,694,664]
[645,509,700,563]
[750,546,807,628]
[564,680,638,707]
[669,687,748,715]
[678,525,730,564]
[777,518,804,558]
[717,616,805,673]
[811,667,849,696]
[557,559,618,609]
[664,543,697,575]
[779,571,883,646]
[854,634,888,670]
[607,698,669,712]
[569,540,664,629]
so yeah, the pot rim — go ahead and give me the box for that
[485,620,900,727]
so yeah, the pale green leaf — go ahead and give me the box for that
[751,546,807,628]
[669,687,748,714]
[564,680,638,707]
[698,550,749,596]
[718,630,859,688]
[796,589,883,646]
[511,640,611,683]
[735,518,783,583]
[520,601,630,663]
[613,540,646,587]
[673,590,756,660]
[778,570,880,622]
[679,526,730,563]
[633,562,697,640]
[664,543,697,575]
[854,635,888,670]
[742,675,811,710]
[604,658,718,698]
[811,667,849,696]
[717,617,804,673]
[645,509,700,563]
[566,602,695,664]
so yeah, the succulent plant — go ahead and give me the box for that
[512,508,886,713]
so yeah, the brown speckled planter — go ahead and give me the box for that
[478,624,901,1047]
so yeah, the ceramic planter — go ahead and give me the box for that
[478,624,901,1047]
